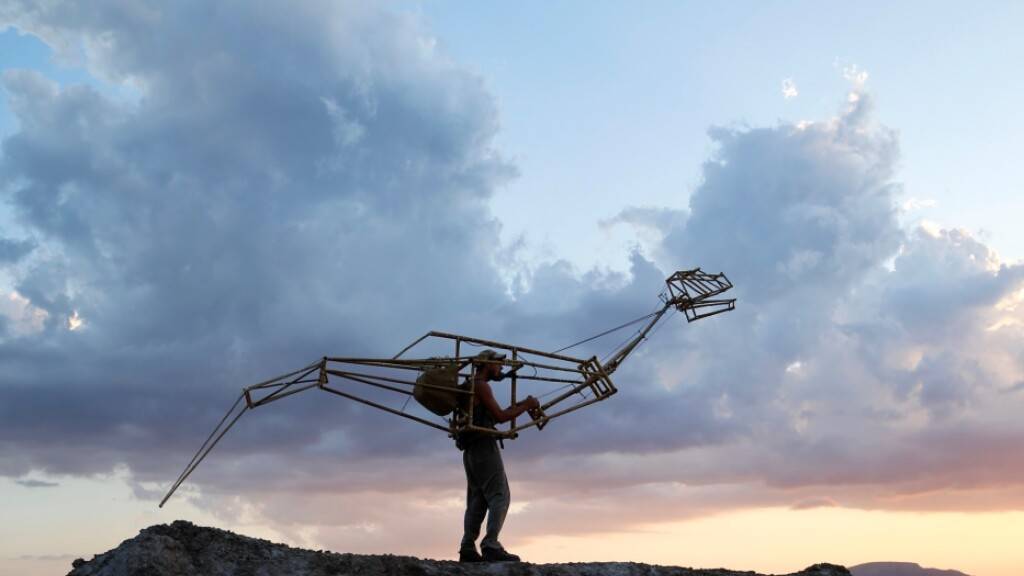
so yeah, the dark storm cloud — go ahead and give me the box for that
[0,236,34,263]
[0,0,513,482]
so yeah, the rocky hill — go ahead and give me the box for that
[67,520,851,576]
[849,562,970,576]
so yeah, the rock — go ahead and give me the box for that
[67,520,852,576]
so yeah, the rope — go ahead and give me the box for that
[602,328,642,364]
[598,300,670,362]
[646,307,677,343]
[604,307,679,364]
[538,383,574,400]
[552,311,660,354]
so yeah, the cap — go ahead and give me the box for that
[474,349,507,364]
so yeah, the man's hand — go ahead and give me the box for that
[523,396,544,423]
[511,396,540,420]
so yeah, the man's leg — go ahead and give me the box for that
[475,443,511,553]
[460,449,488,554]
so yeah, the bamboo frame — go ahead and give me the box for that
[159,267,735,507]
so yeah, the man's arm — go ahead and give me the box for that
[476,380,539,424]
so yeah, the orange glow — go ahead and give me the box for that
[516,506,1024,576]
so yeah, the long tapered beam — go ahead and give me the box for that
[159,394,249,507]
[319,384,449,432]
[424,331,586,364]
[160,360,325,507]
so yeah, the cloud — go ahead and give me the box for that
[843,64,870,87]
[487,87,1024,532]
[0,0,514,483]
[781,78,798,100]
[0,290,48,335]
[3,0,1024,557]
[14,478,58,488]
[665,90,902,306]
[0,236,34,263]
[790,497,838,510]
[901,197,937,212]
[600,206,688,247]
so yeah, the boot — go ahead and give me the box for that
[482,546,521,562]
[459,549,484,563]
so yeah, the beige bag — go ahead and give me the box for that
[414,360,462,416]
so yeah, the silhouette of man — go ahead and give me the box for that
[457,349,539,563]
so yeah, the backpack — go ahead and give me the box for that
[413,360,462,416]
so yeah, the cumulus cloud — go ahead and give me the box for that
[901,197,936,212]
[600,206,688,249]
[843,64,870,87]
[493,88,1024,535]
[3,0,1024,558]
[781,78,798,99]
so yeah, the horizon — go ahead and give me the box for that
[2,2,1023,576]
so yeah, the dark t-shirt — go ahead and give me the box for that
[455,378,498,450]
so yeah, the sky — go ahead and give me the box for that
[1,2,1024,576]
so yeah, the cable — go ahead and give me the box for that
[596,300,668,362]
[602,328,642,364]
[646,307,677,343]
[538,383,574,400]
[614,307,678,364]
[552,311,660,354]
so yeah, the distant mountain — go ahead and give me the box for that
[850,562,970,576]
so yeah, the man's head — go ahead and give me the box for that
[474,349,507,381]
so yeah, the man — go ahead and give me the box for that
[457,349,540,563]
